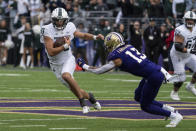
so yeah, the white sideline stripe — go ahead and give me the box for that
[10,125,46,127]
[0,73,30,76]
[49,128,87,130]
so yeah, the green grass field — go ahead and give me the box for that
[0,67,195,131]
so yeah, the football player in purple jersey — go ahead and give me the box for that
[77,32,183,127]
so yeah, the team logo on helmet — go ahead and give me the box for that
[104,32,125,52]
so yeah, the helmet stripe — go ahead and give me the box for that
[58,8,62,17]
[190,11,193,18]
[111,32,123,43]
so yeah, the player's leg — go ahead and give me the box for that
[61,56,100,112]
[170,52,186,100]
[134,78,145,102]
[185,55,196,95]
[140,71,183,127]
[139,71,171,116]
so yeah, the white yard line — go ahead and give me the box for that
[49,128,87,130]
[0,73,30,76]
[10,125,46,127]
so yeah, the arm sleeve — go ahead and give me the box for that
[84,61,116,74]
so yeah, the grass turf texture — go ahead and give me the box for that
[0,67,195,131]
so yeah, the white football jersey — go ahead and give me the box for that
[171,24,196,57]
[40,22,76,65]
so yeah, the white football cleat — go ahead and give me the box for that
[166,112,183,127]
[170,90,180,101]
[186,83,196,96]
[92,102,101,111]
[82,106,90,114]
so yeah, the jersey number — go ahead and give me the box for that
[125,48,146,63]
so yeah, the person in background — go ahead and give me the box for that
[129,21,142,52]
[0,19,11,65]
[143,18,161,64]
[22,22,34,69]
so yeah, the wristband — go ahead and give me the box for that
[63,44,69,51]
[93,35,97,40]
[187,49,191,53]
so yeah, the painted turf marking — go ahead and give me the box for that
[0,73,30,76]
[0,118,95,122]
[49,128,87,130]
[0,96,195,99]
[10,125,46,127]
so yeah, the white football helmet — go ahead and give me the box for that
[183,11,196,28]
[51,8,69,30]
[104,32,125,52]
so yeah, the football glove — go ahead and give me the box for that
[77,58,86,68]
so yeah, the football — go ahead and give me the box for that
[54,37,65,48]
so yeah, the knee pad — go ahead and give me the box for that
[174,82,183,88]
[193,73,196,79]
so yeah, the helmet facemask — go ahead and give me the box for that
[185,19,195,28]
[52,17,69,30]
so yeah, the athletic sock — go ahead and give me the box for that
[79,98,86,107]
[88,92,97,104]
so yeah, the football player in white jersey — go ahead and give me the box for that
[170,11,196,100]
[40,8,104,113]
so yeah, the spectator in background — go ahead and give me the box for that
[96,0,108,11]
[117,23,128,43]
[29,0,42,25]
[163,0,173,17]
[22,22,34,69]
[92,19,111,66]
[65,2,73,15]
[0,19,11,65]
[120,0,143,18]
[106,0,117,10]
[74,23,88,63]
[86,0,97,11]
[172,0,186,19]
[0,0,8,19]
[147,0,165,18]
[144,18,161,64]
[129,21,142,52]
[186,0,196,12]
[39,6,51,26]
[13,15,27,67]
[17,0,29,17]
[70,4,83,21]
[159,23,170,70]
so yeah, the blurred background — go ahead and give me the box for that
[0,0,195,73]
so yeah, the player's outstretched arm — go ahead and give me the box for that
[44,36,70,56]
[77,58,115,74]
[74,31,104,41]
